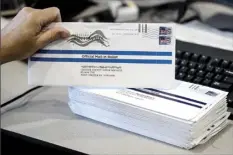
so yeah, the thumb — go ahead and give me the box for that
[37,27,70,48]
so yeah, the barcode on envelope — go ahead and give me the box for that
[189,84,199,90]
[138,24,148,33]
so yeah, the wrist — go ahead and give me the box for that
[0,35,14,64]
[0,44,9,64]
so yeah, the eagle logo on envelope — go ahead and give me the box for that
[68,30,110,47]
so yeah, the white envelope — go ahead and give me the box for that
[69,82,228,121]
[28,22,176,89]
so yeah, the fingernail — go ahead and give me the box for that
[61,31,70,38]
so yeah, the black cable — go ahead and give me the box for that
[219,28,233,32]
[1,129,88,154]
[146,1,197,23]
[176,0,188,23]
[1,86,43,108]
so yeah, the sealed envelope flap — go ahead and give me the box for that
[28,22,176,88]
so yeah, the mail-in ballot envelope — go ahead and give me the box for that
[28,23,176,88]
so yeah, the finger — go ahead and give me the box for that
[20,7,37,14]
[42,7,62,22]
[35,7,62,27]
[36,27,70,48]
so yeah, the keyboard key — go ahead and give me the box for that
[189,68,197,75]
[221,60,230,68]
[211,58,222,67]
[183,52,192,60]
[185,75,194,82]
[224,70,233,77]
[176,58,181,65]
[193,77,203,84]
[197,64,206,70]
[211,81,232,91]
[205,72,214,79]
[175,65,180,74]
[191,53,200,62]
[189,62,197,69]
[227,91,233,107]
[214,74,223,81]
[199,55,210,63]
[223,77,233,84]
[176,72,185,80]
[180,60,188,66]
[215,67,223,74]
[229,62,233,71]
[197,70,205,77]
[206,65,214,72]
[180,66,188,73]
[202,79,212,86]
[176,50,184,58]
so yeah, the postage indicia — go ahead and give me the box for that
[28,23,176,88]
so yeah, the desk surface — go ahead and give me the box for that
[1,85,233,155]
[1,61,233,154]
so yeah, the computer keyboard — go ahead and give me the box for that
[176,40,233,111]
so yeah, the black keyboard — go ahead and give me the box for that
[176,40,233,111]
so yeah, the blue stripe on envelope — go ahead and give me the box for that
[38,49,173,56]
[129,88,202,108]
[145,88,207,105]
[30,57,172,64]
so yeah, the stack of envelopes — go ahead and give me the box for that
[68,82,230,149]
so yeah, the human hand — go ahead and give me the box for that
[0,7,70,64]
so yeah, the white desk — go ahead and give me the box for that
[1,61,233,154]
